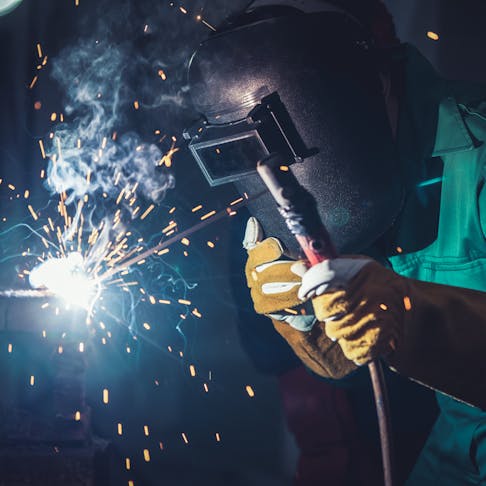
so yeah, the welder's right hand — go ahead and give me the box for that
[243,217,357,379]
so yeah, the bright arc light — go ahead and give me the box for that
[29,252,99,308]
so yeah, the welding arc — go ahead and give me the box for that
[96,190,267,283]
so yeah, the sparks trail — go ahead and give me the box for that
[0,289,53,298]
[96,190,265,283]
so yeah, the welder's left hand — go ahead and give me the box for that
[299,259,410,366]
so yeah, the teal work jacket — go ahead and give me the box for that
[389,46,486,485]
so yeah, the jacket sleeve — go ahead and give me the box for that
[386,278,486,410]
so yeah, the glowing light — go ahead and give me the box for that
[143,425,149,436]
[427,31,439,41]
[200,210,216,221]
[117,423,123,435]
[246,385,255,397]
[125,458,131,470]
[74,411,81,421]
[29,252,99,308]
[403,296,412,311]
[140,204,155,220]
[417,176,442,188]
[30,375,35,386]
[143,449,150,462]
[103,388,109,404]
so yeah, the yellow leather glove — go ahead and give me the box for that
[244,217,357,378]
[299,260,407,366]
[299,257,486,408]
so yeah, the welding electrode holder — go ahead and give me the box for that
[256,153,395,486]
[256,155,337,264]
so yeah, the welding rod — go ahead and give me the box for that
[256,154,395,486]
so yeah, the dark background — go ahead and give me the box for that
[0,1,485,485]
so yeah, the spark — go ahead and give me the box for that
[427,31,439,41]
[403,296,412,311]
[200,210,216,221]
[246,385,255,397]
[196,14,216,32]
[27,205,38,221]
[158,142,179,168]
[29,76,38,89]
[140,204,155,220]
[95,191,262,283]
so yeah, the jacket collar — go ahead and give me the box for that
[432,96,476,156]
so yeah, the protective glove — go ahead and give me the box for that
[299,258,403,366]
[300,257,486,409]
[244,217,357,379]
[244,216,314,330]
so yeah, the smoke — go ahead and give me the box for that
[43,0,250,209]
[46,38,174,207]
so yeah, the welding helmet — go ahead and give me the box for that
[184,0,403,254]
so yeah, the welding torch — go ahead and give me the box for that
[256,153,395,486]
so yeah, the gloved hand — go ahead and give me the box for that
[244,217,357,378]
[299,258,408,366]
[244,216,315,330]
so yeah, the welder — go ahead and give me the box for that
[184,1,486,484]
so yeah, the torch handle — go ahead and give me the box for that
[295,235,331,265]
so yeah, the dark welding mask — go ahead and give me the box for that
[184,2,403,254]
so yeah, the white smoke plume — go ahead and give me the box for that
[46,39,175,207]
